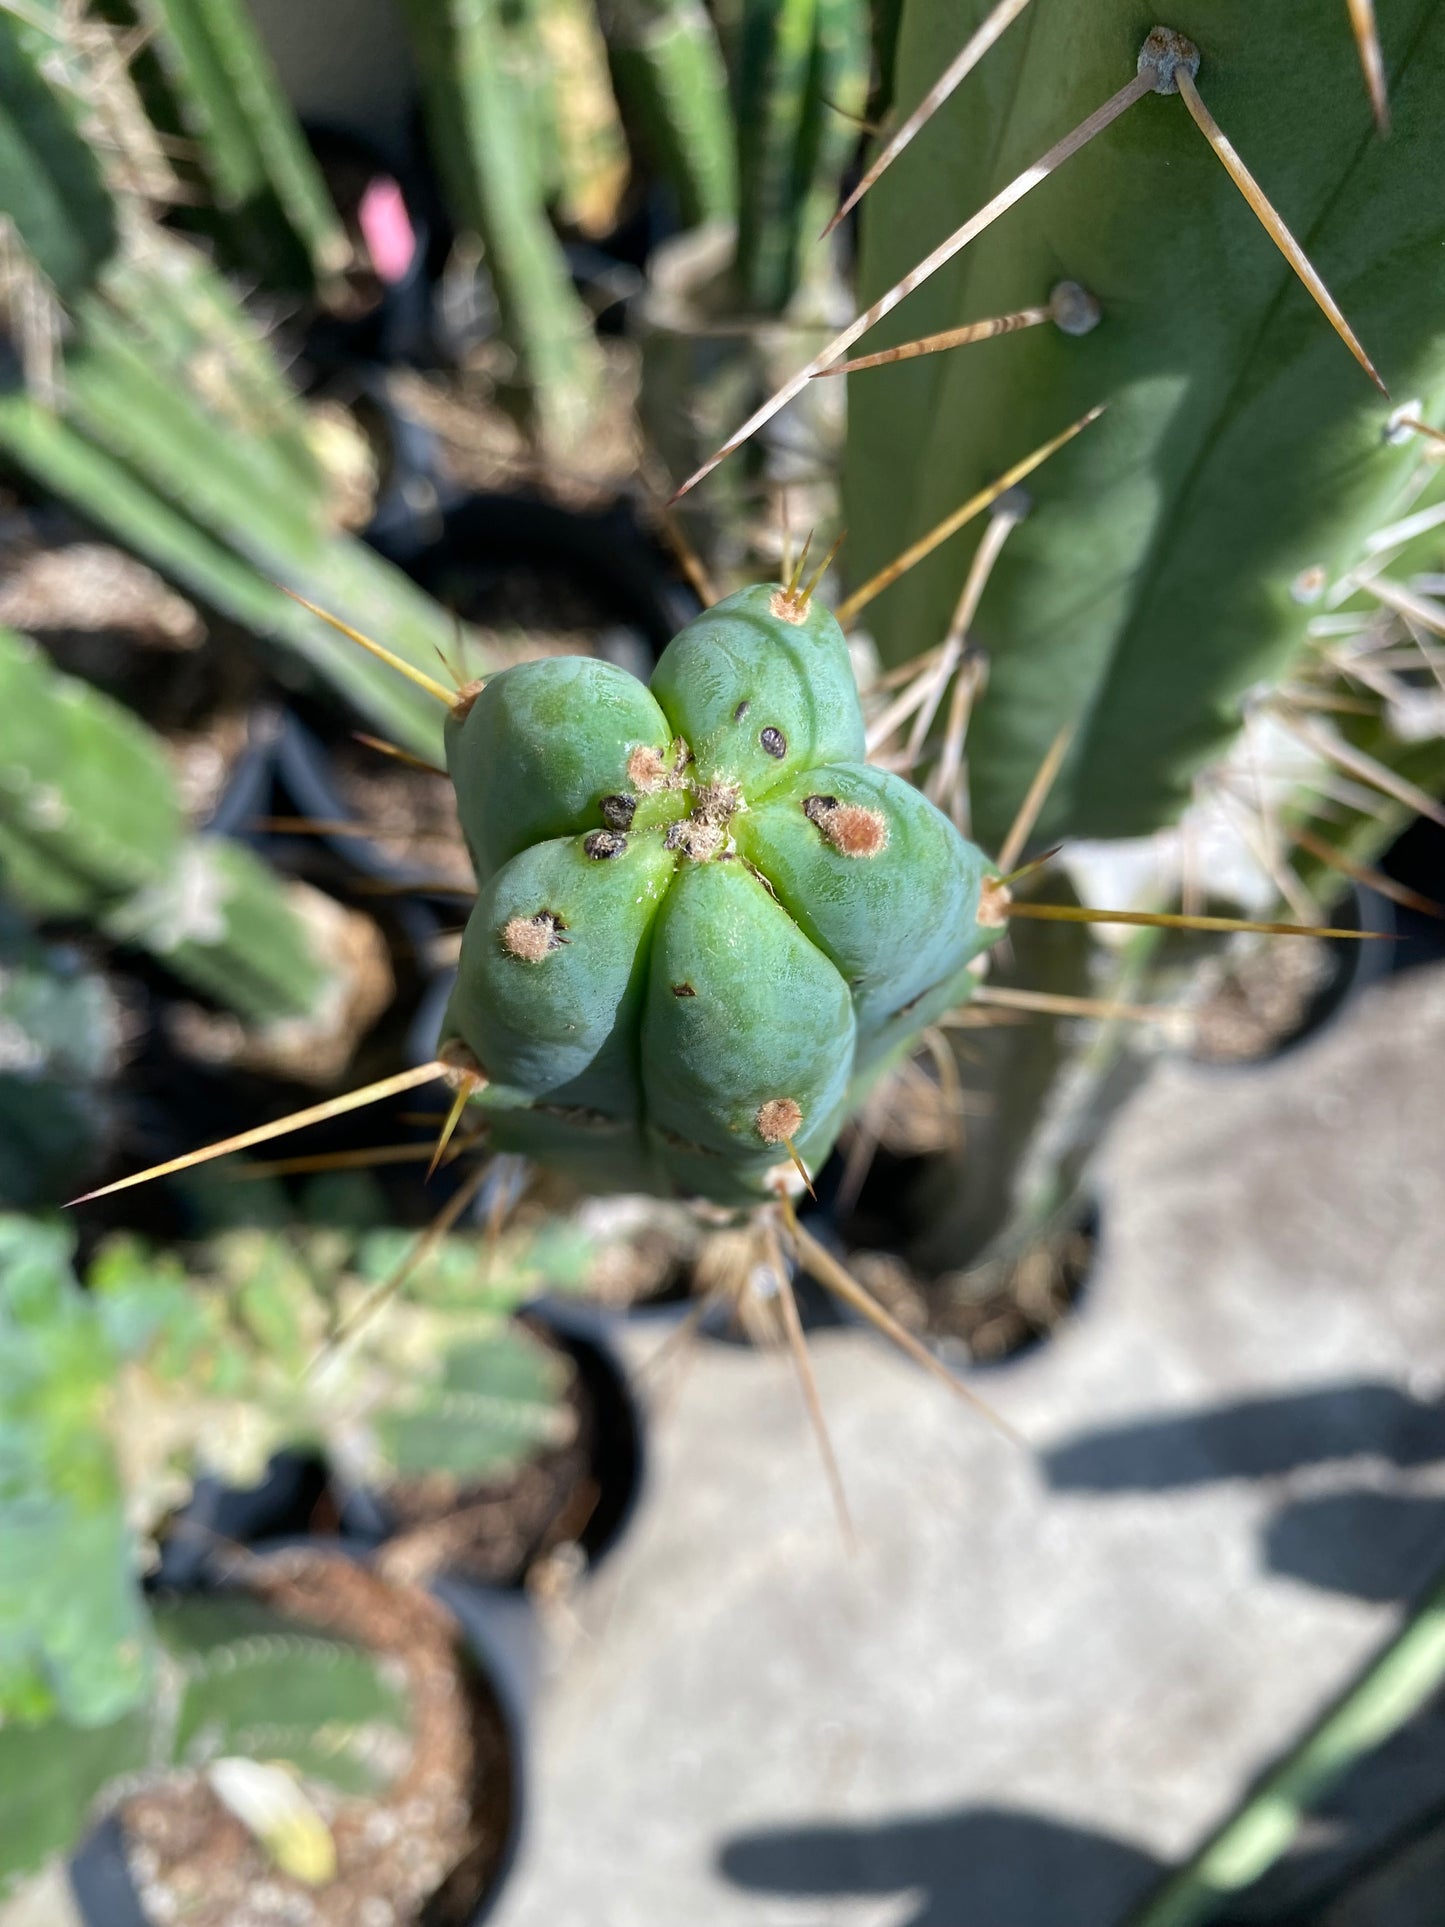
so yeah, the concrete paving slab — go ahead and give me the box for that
[491,963,1445,1927]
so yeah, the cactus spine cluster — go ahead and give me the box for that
[440,582,1001,1203]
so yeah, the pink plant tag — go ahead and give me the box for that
[358,176,416,284]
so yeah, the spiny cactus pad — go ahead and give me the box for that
[441,584,1001,1204]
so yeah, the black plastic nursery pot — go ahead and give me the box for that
[303,128,435,370]
[338,1299,647,1587]
[271,707,456,954]
[68,1542,532,1927]
[1188,879,1398,1069]
[395,489,698,670]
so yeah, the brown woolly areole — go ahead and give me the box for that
[500,911,566,962]
[627,741,690,792]
[755,1096,804,1143]
[449,677,487,725]
[438,1037,486,1086]
[804,794,889,858]
[976,878,1012,927]
[768,588,809,626]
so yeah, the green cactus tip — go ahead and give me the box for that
[435,578,1000,1204]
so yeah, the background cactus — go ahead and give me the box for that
[613,0,867,578]
[101,0,354,294]
[398,0,612,456]
[0,22,486,760]
[0,1215,153,1730]
[440,581,1002,1202]
[734,0,868,315]
[0,624,345,1033]
[828,0,1445,1280]
[0,1583,416,1898]
[845,0,1445,848]
[0,7,118,306]
[603,0,738,230]
[0,1205,581,1729]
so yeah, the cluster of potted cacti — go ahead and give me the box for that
[0,1203,639,1919]
[3,0,1445,1921]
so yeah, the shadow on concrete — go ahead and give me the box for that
[1040,1379,1445,1607]
[717,1381,1445,1927]
[1041,1382,1445,1495]
[718,1805,1160,1927]
[1264,1491,1445,1604]
[1029,1383,1445,1921]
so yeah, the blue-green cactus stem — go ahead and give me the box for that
[439,583,1003,1205]
[642,856,856,1181]
[648,581,866,784]
[447,828,674,1102]
[733,762,994,1063]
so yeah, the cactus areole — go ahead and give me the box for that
[440,585,1002,1205]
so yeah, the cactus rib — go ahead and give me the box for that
[398,0,608,454]
[604,0,738,228]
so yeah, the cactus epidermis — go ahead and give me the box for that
[440,584,1001,1204]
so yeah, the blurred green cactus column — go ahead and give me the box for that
[734,0,867,315]
[99,0,352,294]
[843,0,1445,1276]
[624,0,868,569]
[604,0,738,229]
[398,0,611,458]
[0,628,360,1040]
[0,4,482,761]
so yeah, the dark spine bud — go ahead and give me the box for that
[600,792,638,830]
[760,726,787,759]
[583,829,629,859]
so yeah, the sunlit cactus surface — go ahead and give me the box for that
[440,583,1003,1203]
